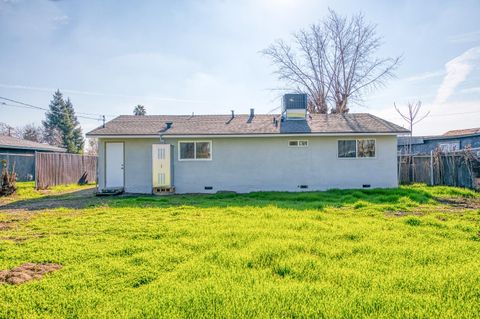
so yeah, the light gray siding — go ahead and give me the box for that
[98,138,159,193]
[98,135,398,194]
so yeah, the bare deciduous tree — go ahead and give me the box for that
[17,123,44,143]
[262,9,400,114]
[85,138,98,156]
[394,101,430,154]
[0,122,14,136]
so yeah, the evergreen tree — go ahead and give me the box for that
[133,104,146,116]
[43,90,84,153]
[42,90,64,146]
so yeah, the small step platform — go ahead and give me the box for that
[95,188,124,196]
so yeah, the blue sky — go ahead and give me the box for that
[0,0,479,135]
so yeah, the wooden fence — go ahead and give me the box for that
[35,152,97,189]
[398,148,480,189]
[0,152,35,181]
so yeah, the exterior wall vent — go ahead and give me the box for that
[362,184,371,188]
[282,93,308,120]
[299,185,308,189]
[204,186,213,190]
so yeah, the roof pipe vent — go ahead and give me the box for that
[226,110,235,124]
[247,108,255,124]
[165,121,173,129]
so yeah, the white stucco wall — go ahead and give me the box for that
[98,135,398,194]
[98,138,159,193]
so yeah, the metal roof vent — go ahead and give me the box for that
[165,121,173,129]
[282,93,307,120]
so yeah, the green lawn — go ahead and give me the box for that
[0,181,94,204]
[1,183,479,318]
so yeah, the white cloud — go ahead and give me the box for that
[404,70,443,82]
[433,46,480,105]
[53,14,69,25]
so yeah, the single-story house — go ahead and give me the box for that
[87,94,409,194]
[0,135,66,181]
[398,127,480,155]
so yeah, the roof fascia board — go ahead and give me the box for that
[424,133,480,140]
[90,132,403,139]
[164,133,401,138]
[0,145,65,152]
[89,135,161,139]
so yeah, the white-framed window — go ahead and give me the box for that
[178,141,212,160]
[338,139,376,158]
[288,140,308,147]
[438,142,459,153]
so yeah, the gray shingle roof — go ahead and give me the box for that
[0,135,66,152]
[87,113,409,137]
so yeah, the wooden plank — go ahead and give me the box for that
[35,152,97,189]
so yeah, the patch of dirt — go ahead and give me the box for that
[0,234,45,243]
[0,188,102,211]
[436,197,480,210]
[385,211,423,217]
[0,215,31,231]
[0,222,12,231]
[0,263,62,285]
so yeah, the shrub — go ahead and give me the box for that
[0,159,17,196]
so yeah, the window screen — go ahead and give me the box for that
[179,141,211,160]
[338,140,357,158]
[196,142,211,159]
[357,139,375,157]
[179,142,195,159]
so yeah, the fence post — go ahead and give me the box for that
[397,155,400,185]
[412,156,415,183]
[430,150,434,186]
[34,151,38,189]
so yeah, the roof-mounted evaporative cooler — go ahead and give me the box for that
[282,93,308,120]
[152,144,175,194]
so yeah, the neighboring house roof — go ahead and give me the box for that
[87,113,409,137]
[398,129,480,146]
[0,135,66,152]
[397,136,427,146]
[443,127,480,137]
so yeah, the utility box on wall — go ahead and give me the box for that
[152,144,174,194]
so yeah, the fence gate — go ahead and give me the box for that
[35,152,97,189]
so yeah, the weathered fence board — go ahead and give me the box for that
[35,152,97,189]
[0,153,35,181]
[398,149,480,189]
